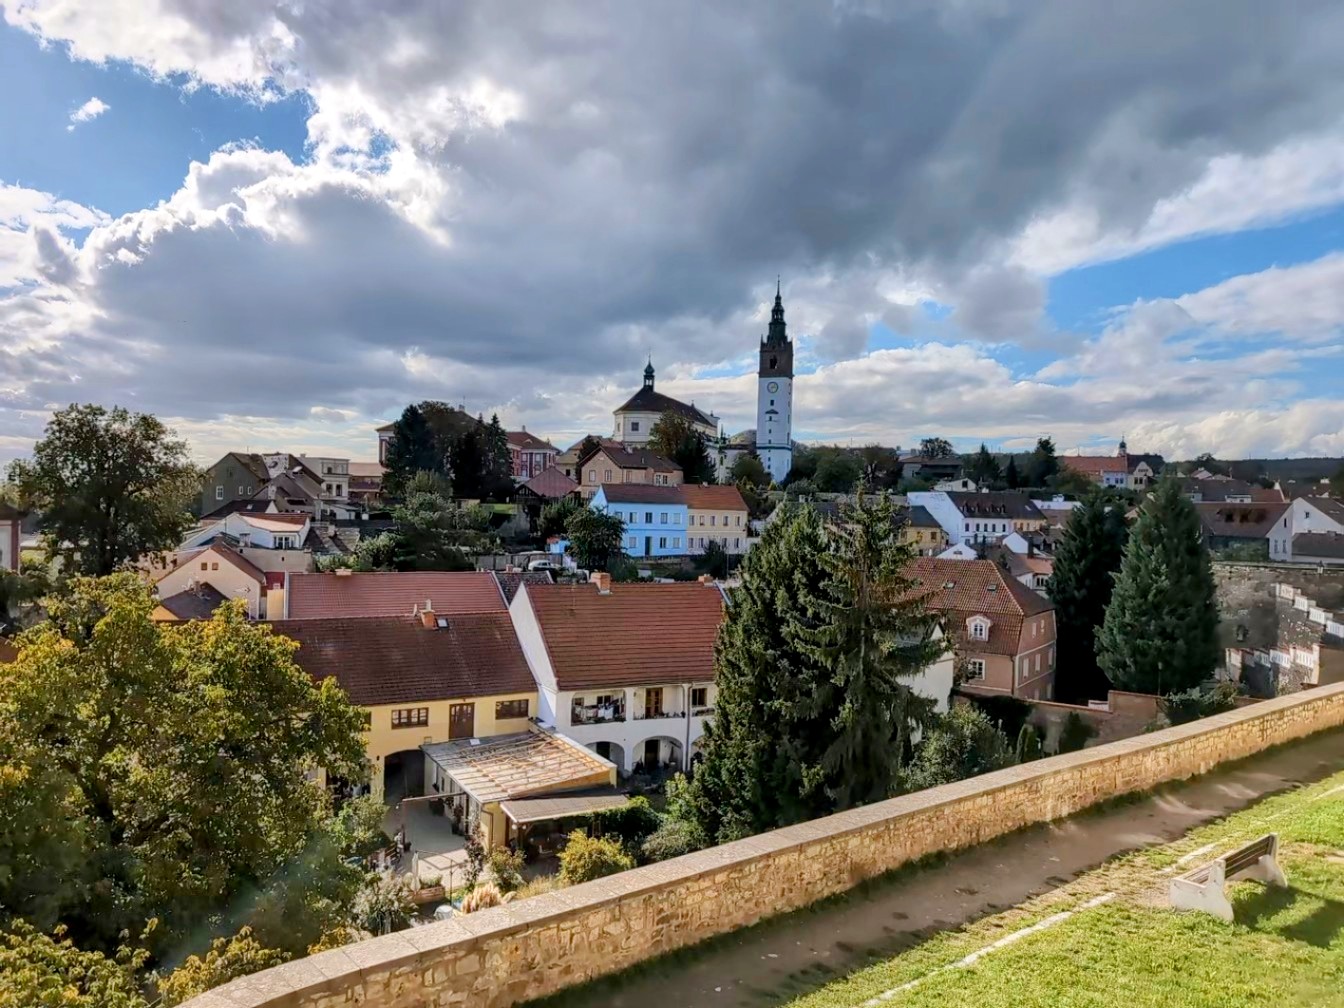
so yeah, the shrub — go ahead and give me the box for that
[591,795,661,848]
[333,796,389,858]
[514,874,568,899]
[640,817,701,862]
[487,847,526,894]
[418,873,442,889]
[463,814,486,887]
[352,874,417,935]
[158,928,288,1005]
[460,881,502,914]
[1160,681,1239,726]
[1057,711,1096,753]
[902,704,1013,792]
[558,831,636,884]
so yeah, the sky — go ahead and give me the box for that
[4,2,1344,467]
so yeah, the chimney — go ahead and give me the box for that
[592,572,612,594]
[334,567,354,577]
[698,574,715,585]
[419,599,437,628]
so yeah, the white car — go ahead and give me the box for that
[527,559,562,572]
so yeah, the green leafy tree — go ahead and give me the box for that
[0,560,50,635]
[1048,465,1098,498]
[813,449,863,493]
[316,530,399,572]
[697,539,729,579]
[1004,455,1022,489]
[565,507,625,571]
[352,875,417,935]
[1096,479,1220,695]
[784,445,818,484]
[857,445,903,490]
[902,704,1013,791]
[486,847,526,893]
[382,404,441,498]
[538,496,583,540]
[965,443,1002,487]
[1048,494,1129,703]
[558,832,635,884]
[0,922,150,1008]
[729,453,769,488]
[919,437,955,458]
[156,928,287,1006]
[7,405,200,576]
[0,577,368,957]
[799,491,947,808]
[331,796,390,859]
[639,818,700,863]
[647,414,716,484]
[390,492,488,571]
[572,435,605,468]
[1025,436,1058,488]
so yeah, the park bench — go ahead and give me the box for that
[1169,833,1287,921]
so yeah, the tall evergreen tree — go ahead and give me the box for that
[1025,436,1058,488]
[480,414,515,500]
[1048,493,1128,703]
[966,443,1002,487]
[1097,478,1219,694]
[1004,455,1021,489]
[382,404,440,498]
[799,492,946,808]
[684,505,830,844]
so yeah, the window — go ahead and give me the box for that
[674,513,681,524]
[211,562,219,571]
[627,536,637,548]
[735,515,742,526]
[965,659,986,680]
[698,515,706,526]
[604,469,613,481]
[645,512,654,523]
[200,561,208,571]
[216,486,224,501]
[587,469,597,484]
[690,687,708,707]
[1034,653,1041,671]
[495,699,529,720]
[673,537,681,548]
[392,707,429,728]
[631,421,640,432]
[734,538,740,549]
[969,618,989,641]
[659,536,668,549]
[644,688,663,717]
[710,515,717,526]
[238,485,245,494]
[1031,621,1038,639]
[660,512,668,524]
[274,535,296,550]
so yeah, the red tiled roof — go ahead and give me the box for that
[678,484,748,511]
[1194,501,1288,539]
[593,446,681,472]
[1063,455,1128,475]
[270,613,535,707]
[907,557,1052,657]
[494,569,553,603]
[520,468,579,499]
[507,430,558,452]
[348,462,384,478]
[523,582,726,690]
[598,483,685,505]
[285,571,507,619]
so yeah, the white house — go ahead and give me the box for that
[154,543,267,618]
[1284,497,1344,562]
[180,511,312,552]
[509,576,726,773]
[935,477,978,492]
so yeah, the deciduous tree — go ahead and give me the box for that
[902,704,1013,791]
[919,437,955,458]
[7,404,200,576]
[1048,493,1128,703]
[1097,479,1220,694]
[648,414,716,484]
[565,508,626,571]
[965,443,1002,487]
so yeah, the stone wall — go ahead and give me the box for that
[184,681,1344,1008]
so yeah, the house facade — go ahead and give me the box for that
[299,455,352,501]
[591,484,689,558]
[579,446,682,500]
[1284,497,1344,562]
[612,361,719,448]
[1063,443,1164,490]
[680,483,750,555]
[199,452,270,516]
[910,557,1057,700]
[509,577,726,772]
[0,502,22,572]
[1195,501,1288,558]
[506,429,559,481]
[908,491,1046,546]
[155,542,268,618]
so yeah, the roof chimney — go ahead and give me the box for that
[420,603,438,629]
[592,572,612,594]
[698,574,715,585]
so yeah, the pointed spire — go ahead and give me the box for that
[765,277,787,345]
[643,357,655,388]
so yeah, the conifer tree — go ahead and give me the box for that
[382,404,440,498]
[799,491,947,808]
[966,443,1002,487]
[1048,492,1128,702]
[1004,455,1021,489]
[1097,478,1219,694]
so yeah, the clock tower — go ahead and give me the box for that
[755,280,794,483]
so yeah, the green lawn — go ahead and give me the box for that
[788,774,1344,1008]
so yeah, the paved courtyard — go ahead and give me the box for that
[384,800,470,887]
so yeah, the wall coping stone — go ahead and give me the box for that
[186,680,1344,1008]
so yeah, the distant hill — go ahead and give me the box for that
[1173,457,1343,481]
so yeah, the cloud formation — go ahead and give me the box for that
[66,95,109,130]
[3,1,1344,463]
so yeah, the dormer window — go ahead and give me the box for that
[967,616,991,641]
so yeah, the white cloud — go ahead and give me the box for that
[65,96,109,130]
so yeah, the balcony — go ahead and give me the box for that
[572,702,625,725]
[631,708,687,721]
[690,705,716,718]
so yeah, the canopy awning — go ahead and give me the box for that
[499,788,630,825]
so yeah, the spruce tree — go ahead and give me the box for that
[1004,455,1021,489]
[1096,478,1219,694]
[966,443,1002,487]
[685,505,830,843]
[1048,492,1128,703]
[799,491,946,808]
[383,404,440,498]
[1026,436,1058,488]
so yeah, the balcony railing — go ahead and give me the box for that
[632,709,687,720]
[690,706,716,718]
[572,704,625,725]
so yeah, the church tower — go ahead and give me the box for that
[755,280,794,483]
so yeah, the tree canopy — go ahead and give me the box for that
[0,576,369,959]
[919,437,955,458]
[1025,436,1059,488]
[7,404,200,576]
[647,414,716,484]
[382,402,513,501]
[565,507,626,571]
[1047,493,1129,703]
[965,443,1002,487]
[1097,479,1220,694]
[381,404,439,498]
[902,704,1013,791]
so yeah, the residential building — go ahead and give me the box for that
[910,557,1057,700]
[1279,496,1344,562]
[899,455,964,483]
[613,360,720,449]
[1031,495,1080,528]
[282,569,507,619]
[516,467,580,528]
[935,477,978,492]
[299,455,352,501]
[506,429,559,481]
[591,484,688,558]
[1181,478,1284,504]
[556,436,619,481]
[271,606,541,812]
[198,452,269,515]
[154,542,268,618]
[755,283,794,483]
[151,583,231,622]
[680,483,750,555]
[493,569,554,603]
[770,499,947,555]
[1291,532,1344,566]
[1062,442,1164,490]
[1195,501,1289,557]
[376,422,396,465]
[509,577,726,772]
[908,491,1045,546]
[347,462,384,508]
[716,428,757,483]
[0,502,22,572]
[176,512,315,593]
[579,445,682,500]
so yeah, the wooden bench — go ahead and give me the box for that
[1169,833,1287,921]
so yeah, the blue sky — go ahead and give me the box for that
[3,2,1344,465]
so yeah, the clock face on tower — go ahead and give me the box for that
[767,381,779,393]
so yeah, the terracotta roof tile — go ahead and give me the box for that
[270,613,534,706]
[494,569,553,603]
[678,484,747,511]
[907,557,1052,657]
[506,430,557,452]
[520,468,579,499]
[1063,455,1129,475]
[522,582,725,690]
[285,571,506,619]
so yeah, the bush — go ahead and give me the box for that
[487,847,525,894]
[1160,681,1239,726]
[1057,711,1096,753]
[640,817,701,862]
[352,874,417,935]
[158,928,288,1005]
[333,796,389,858]
[0,922,149,1008]
[514,874,568,900]
[1015,723,1043,763]
[558,831,636,884]
[460,881,502,914]
[902,704,1013,792]
[591,796,661,848]
[463,814,486,887]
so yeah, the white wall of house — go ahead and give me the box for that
[508,584,560,725]
[156,547,263,617]
[1285,499,1344,561]
[907,492,964,544]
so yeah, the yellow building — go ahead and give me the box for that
[680,483,751,554]
[902,505,950,555]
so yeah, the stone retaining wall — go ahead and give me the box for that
[186,681,1344,1008]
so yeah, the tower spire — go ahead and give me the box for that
[643,357,655,389]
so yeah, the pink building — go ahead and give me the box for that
[506,429,558,481]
